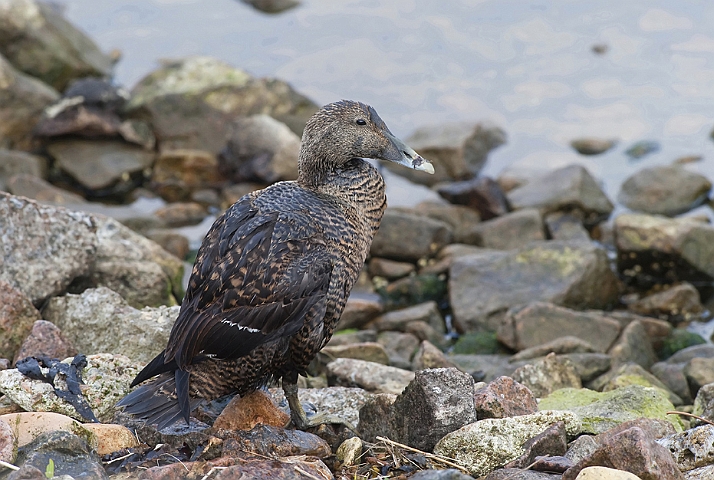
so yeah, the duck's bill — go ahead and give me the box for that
[385,132,435,174]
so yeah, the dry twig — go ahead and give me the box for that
[667,410,714,426]
[375,436,469,474]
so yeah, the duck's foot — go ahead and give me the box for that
[282,381,357,431]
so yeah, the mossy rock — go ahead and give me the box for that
[452,331,501,354]
[658,329,706,360]
[376,273,447,310]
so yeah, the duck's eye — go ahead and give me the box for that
[355,119,367,126]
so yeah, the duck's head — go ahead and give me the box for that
[298,100,433,186]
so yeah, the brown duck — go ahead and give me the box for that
[118,100,434,429]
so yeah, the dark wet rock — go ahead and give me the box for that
[377,273,447,310]
[506,165,614,228]
[34,99,126,140]
[563,426,683,480]
[538,385,682,435]
[614,213,714,287]
[411,469,476,480]
[625,140,660,160]
[451,241,620,332]
[608,320,657,369]
[463,208,545,249]
[0,0,112,91]
[14,430,106,479]
[504,421,568,468]
[627,282,704,323]
[271,386,374,429]
[0,282,41,361]
[412,340,458,370]
[560,353,612,383]
[651,361,692,405]
[368,257,415,280]
[434,410,580,477]
[684,357,714,395]
[499,302,621,353]
[212,390,289,431]
[474,376,537,419]
[125,56,318,153]
[692,383,714,425]
[153,201,206,227]
[371,208,453,261]
[414,201,482,244]
[320,342,390,366]
[44,287,178,364]
[46,138,154,194]
[326,329,377,347]
[220,114,300,183]
[241,0,300,14]
[571,137,615,155]
[335,295,383,330]
[544,211,591,241]
[377,331,420,369]
[6,173,86,204]
[220,424,331,458]
[511,336,599,361]
[0,149,47,191]
[391,368,477,451]
[150,149,220,202]
[326,358,414,394]
[13,320,76,365]
[593,362,683,406]
[0,54,59,150]
[659,424,714,472]
[391,121,505,187]
[436,176,510,220]
[144,229,190,260]
[512,353,582,398]
[618,165,711,216]
[658,329,706,361]
[357,392,397,442]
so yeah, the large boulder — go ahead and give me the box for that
[371,208,453,261]
[125,56,318,153]
[0,0,113,91]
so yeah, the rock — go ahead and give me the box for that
[0,353,140,423]
[485,470,563,480]
[357,393,397,442]
[614,214,714,287]
[241,0,300,14]
[666,344,714,364]
[46,139,155,193]
[0,149,47,191]
[684,357,714,394]
[320,342,390,366]
[618,166,711,216]
[624,140,659,160]
[563,426,683,480]
[150,149,220,202]
[405,321,449,350]
[220,114,300,183]
[81,423,138,455]
[14,430,106,479]
[506,165,614,228]
[220,424,331,459]
[336,436,362,467]
[596,363,683,406]
[433,410,581,477]
[692,383,714,425]
[651,361,692,405]
[451,241,620,331]
[659,424,714,472]
[368,301,444,334]
[570,138,615,156]
[474,376,538,419]
[125,56,318,153]
[538,385,682,434]
[13,320,76,365]
[371,208,453,261]
[448,353,518,383]
[463,208,545,250]
[566,435,600,464]
[0,418,12,465]
[574,466,649,479]
[368,257,415,280]
[213,390,289,431]
[6,173,86,204]
[0,53,59,150]
[377,332,419,369]
[326,330,377,347]
[391,121,505,187]
[504,421,568,468]
[414,201,482,244]
[412,469,478,479]
[607,311,673,352]
[336,295,383,330]
[544,212,591,241]
[153,201,206,227]
[44,287,179,364]
[511,336,599,361]
[558,353,612,383]
[412,340,458,370]
[627,283,704,323]
[391,368,477,451]
[498,302,621,353]
[512,353,582,398]
[684,465,714,480]
[378,273,448,310]
[270,387,374,429]
[608,320,657,369]
[326,358,414,394]
[143,229,190,260]
[436,176,510,220]
[0,282,41,361]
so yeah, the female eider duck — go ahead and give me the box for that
[118,100,434,429]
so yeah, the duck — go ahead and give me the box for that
[118,100,434,429]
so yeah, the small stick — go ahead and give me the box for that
[294,465,323,480]
[103,451,135,465]
[200,466,227,480]
[667,410,714,426]
[0,460,19,471]
[375,436,469,473]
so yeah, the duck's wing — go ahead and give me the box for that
[164,194,334,370]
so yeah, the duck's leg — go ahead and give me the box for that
[282,379,356,431]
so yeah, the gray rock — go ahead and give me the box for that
[463,208,545,250]
[0,149,47,191]
[368,257,415,280]
[43,287,179,364]
[0,281,41,361]
[369,301,444,334]
[357,392,398,442]
[0,53,59,150]
[241,0,300,14]
[666,344,714,364]
[371,208,453,261]
[377,331,420,369]
[414,201,482,244]
[685,465,714,480]
[565,434,599,464]
[336,294,383,330]
[485,469,562,480]
[412,340,458,371]
[544,212,591,241]
[220,114,300,183]
[498,302,622,353]
[14,430,106,479]
[319,342,390,366]
[125,56,318,153]
[149,149,220,202]
[684,358,714,394]
[593,362,683,406]
[270,386,373,429]
[392,368,477,451]
[6,173,86,204]
[510,336,599,361]
[511,353,582,398]
[614,214,714,285]
[433,410,581,477]
[618,165,711,216]
[560,353,612,383]
[506,165,614,228]
[658,425,714,473]
[651,361,692,405]
[628,282,704,323]
[692,383,714,425]
[451,241,620,331]
[570,138,615,156]
[449,354,520,382]
[608,320,657,369]
[326,358,414,394]
[436,176,510,221]
[411,469,476,480]
[405,320,449,350]
[326,329,377,346]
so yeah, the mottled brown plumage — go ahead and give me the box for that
[118,100,433,429]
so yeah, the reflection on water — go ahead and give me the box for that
[60,0,714,201]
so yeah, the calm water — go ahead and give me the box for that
[59,0,714,205]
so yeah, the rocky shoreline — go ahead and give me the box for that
[1,1,714,479]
